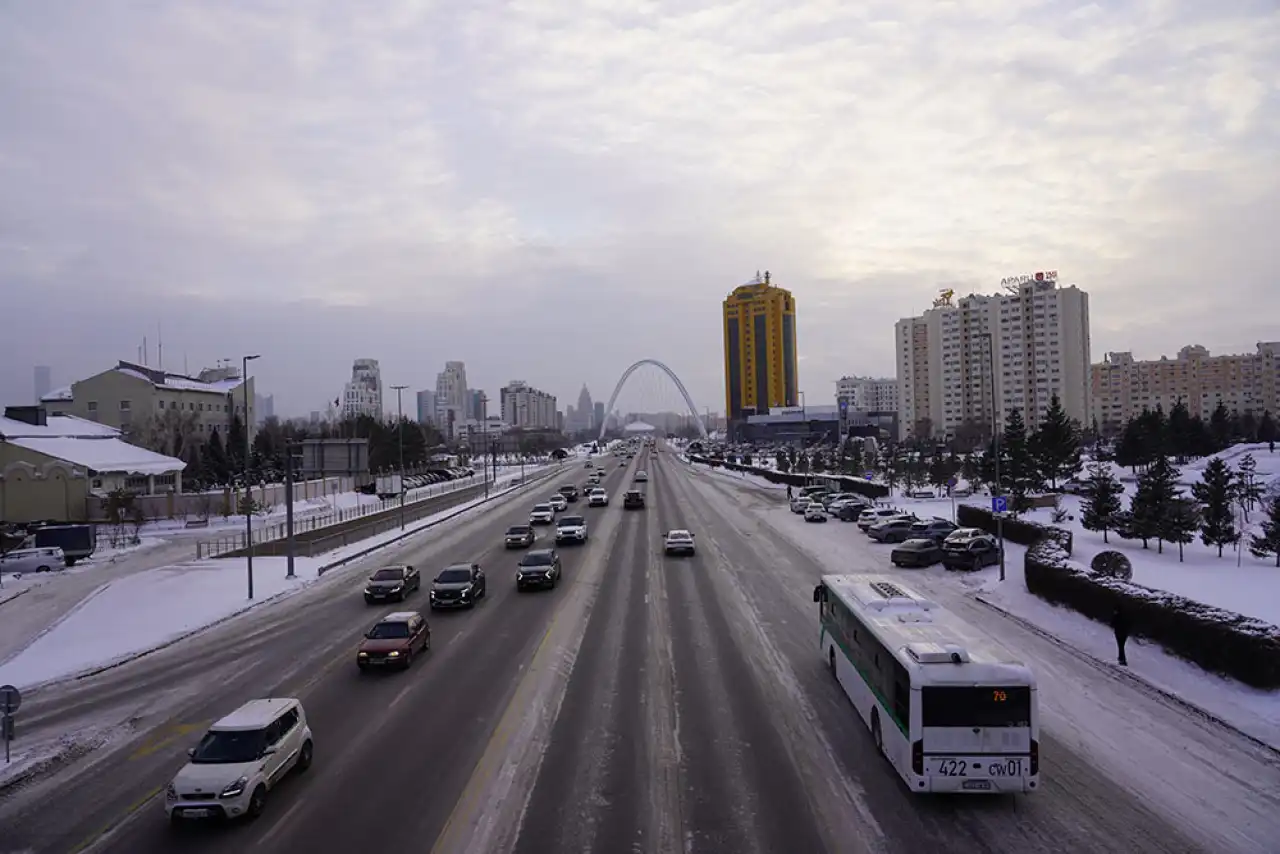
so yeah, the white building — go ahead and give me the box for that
[500,380,558,429]
[434,361,468,434]
[835,376,898,412]
[342,358,383,419]
[895,276,1091,440]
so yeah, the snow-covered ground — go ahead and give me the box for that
[685,465,1280,751]
[0,469,557,693]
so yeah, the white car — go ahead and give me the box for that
[555,515,589,544]
[165,698,313,823]
[634,471,648,482]
[587,488,609,507]
[789,496,809,514]
[0,545,66,575]
[804,502,828,522]
[663,529,696,555]
[548,494,568,512]
[530,503,555,525]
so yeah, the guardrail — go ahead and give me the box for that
[192,465,543,559]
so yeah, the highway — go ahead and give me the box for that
[1,443,1276,853]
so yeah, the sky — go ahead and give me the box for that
[2,0,1278,419]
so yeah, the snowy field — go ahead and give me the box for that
[0,469,558,692]
[686,462,1280,751]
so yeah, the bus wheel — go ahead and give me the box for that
[828,648,837,678]
[871,709,884,753]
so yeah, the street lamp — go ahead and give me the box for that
[391,385,408,530]
[242,354,261,599]
[980,332,1006,582]
[480,393,490,498]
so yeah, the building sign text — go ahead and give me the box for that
[1000,271,1057,286]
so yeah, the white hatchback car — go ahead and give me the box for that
[165,698,313,823]
[548,494,568,512]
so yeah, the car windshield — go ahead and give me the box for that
[507,526,531,535]
[669,532,692,541]
[559,516,584,526]
[368,621,412,639]
[371,568,404,581]
[903,540,933,549]
[190,728,268,764]
[436,568,471,583]
[521,553,554,566]
[533,504,552,512]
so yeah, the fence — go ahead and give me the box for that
[192,465,543,559]
[87,475,357,522]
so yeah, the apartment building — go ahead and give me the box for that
[500,380,558,429]
[836,376,899,412]
[1092,342,1280,432]
[896,276,1092,439]
[42,360,255,445]
[342,359,383,419]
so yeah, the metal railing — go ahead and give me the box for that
[192,465,541,559]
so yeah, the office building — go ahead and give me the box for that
[254,393,275,424]
[433,361,468,435]
[593,401,605,432]
[342,359,383,419]
[1092,342,1280,433]
[723,271,799,424]
[416,389,434,424]
[33,366,52,404]
[895,275,1091,440]
[500,380,558,429]
[467,389,486,421]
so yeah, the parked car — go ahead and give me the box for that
[941,535,1003,571]
[891,539,944,568]
[836,503,870,522]
[804,502,828,522]
[868,518,916,543]
[0,545,66,575]
[364,565,421,604]
[910,519,958,543]
[505,525,536,549]
[357,611,432,669]
[429,563,485,609]
[942,527,989,547]
[790,496,809,514]
[857,508,904,531]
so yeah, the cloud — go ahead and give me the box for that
[1,0,1277,415]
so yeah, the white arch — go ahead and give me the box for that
[599,359,709,442]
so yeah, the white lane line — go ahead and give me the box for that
[388,680,416,711]
[255,798,307,849]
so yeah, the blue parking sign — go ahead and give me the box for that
[992,496,1008,514]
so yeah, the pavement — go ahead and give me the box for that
[0,444,1275,854]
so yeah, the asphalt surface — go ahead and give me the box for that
[2,443,1277,854]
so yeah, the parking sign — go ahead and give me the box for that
[991,496,1008,514]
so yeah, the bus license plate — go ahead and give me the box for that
[931,757,1025,779]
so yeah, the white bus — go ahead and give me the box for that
[813,574,1040,794]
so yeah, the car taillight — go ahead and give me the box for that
[1030,738,1039,776]
[911,740,923,775]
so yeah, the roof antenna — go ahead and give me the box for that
[158,322,164,372]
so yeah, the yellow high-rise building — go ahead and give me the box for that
[723,271,799,423]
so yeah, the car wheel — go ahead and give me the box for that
[246,785,267,820]
[37,565,52,573]
[424,634,432,651]
[402,651,413,668]
[871,709,884,754]
[296,740,313,773]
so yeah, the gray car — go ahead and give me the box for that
[430,563,485,609]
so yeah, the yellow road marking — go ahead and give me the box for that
[68,785,163,854]
[128,720,209,761]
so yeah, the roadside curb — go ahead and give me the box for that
[0,581,116,670]
[972,593,1280,757]
[0,587,31,609]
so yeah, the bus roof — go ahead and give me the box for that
[820,573,1035,687]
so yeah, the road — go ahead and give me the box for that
[1,443,1276,853]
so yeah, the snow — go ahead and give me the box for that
[0,470,555,691]
[0,723,127,792]
[5,436,185,476]
[0,413,120,439]
[685,466,1280,752]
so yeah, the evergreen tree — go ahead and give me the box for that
[1248,496,1280,567]
[226,414,246,472]
[1239,410,1259,443]
[961,452,980,486]
[774,449,790,473]
[1235,453,1265,521]
[1191,458,1237,557]
[1209,401,1232,451]
[1114,417,1147,471]
[1001,407,1041,512]
[205,429,229,486]
[848,441,864,474]
[1030,394,1081,489]
[1128,454,1181,551]
[977,436,1000,489]
[1079,461,1124,544]
[1166,398,1196,463]
[1160,500,1201,562]
[1258,410,1277,445]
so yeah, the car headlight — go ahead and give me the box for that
[387,650,400,658]
[220,776,249,798]
[390,585,403,592]
[364,587,374,594]
[516,571,523,581]
[358,651,369,657]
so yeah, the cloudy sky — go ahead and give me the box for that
[2,0,1277,419]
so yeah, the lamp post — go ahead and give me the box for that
[480,393,490,498]
[391,385,408,529]
[981,332,1006,582]
[242,354,261,599]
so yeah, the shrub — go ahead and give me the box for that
[1024,539,1280,689]
[956,503,1074,555]
[1089,550,1133,581]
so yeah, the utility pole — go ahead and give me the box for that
[391,385,408,529]
[242,354,261,599]
[284,439,296,579]
[481,393,490,498]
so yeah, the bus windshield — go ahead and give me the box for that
[921,686,1032,728]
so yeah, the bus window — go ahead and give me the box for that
[921,686,1032,728]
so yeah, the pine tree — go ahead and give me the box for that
[1166,398,1195,463]
[774,449,791,473]
[1209,401,1232,451]
[928,451,953,491]
[1129,454,1181,552]
[1080,461,1124,543]
[1235,453,1265,521]
[1160,500,1201,562]
[1001,408,1042,513]
[1191,458,1237,557]
[1258,410,1277,445]
[1248,496,1280,567]
[1030,394,1081,489]
[848,441,864,474]
[205,429,229,487]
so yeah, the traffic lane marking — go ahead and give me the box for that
[128,719,210,761]
[67,784,162,854]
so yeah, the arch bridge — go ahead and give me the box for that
[598,359,709,442]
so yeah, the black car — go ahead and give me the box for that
[910,519,958,544]
[505,525,536,548]
[623,489,645,509]
[891,539,944,568]
[836,502,871,522]
[868,519,916,543]
[558,485,579,503]
[516,549,562,591]
[430,563,485,609]
[941,536,1003,571]
[364,565,421,604]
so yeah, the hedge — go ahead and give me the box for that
[1024,538,1280,689]
[687,455,890,500]
[957,503,1074,555]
